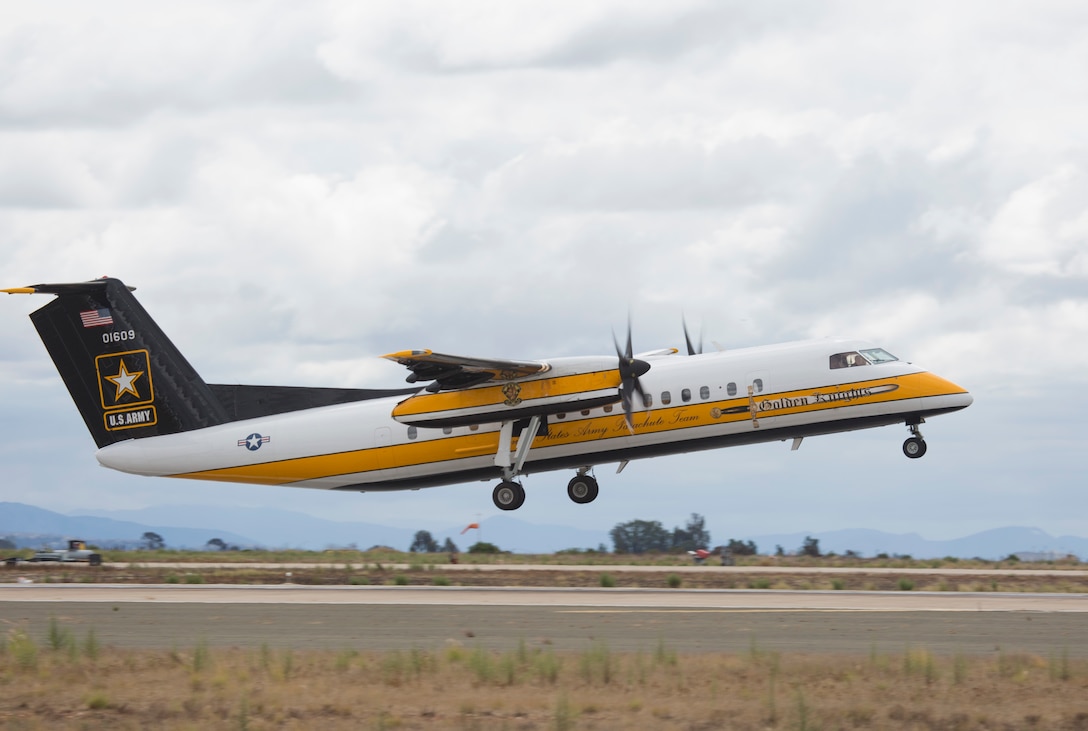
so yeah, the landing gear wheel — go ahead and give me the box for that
[492,480,526,511]
[567,475,599,504]
[903,437,927,459]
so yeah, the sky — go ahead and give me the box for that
[2,1,1086,548]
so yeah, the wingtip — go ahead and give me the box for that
[2,287,36,294]
[382,349,433,361]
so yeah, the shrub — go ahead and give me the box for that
[467,542,501,554]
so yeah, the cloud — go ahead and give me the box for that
[979,165,1088,277]
[1,1,1086,540]
[0,4,352,128]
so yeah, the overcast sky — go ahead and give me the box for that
[2,1,1086,549]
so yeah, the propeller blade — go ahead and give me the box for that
[614,318,650,433]
[682,316,703,356]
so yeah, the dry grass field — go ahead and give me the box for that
[2,620,1087,730]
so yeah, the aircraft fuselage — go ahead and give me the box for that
[96,337,971,494]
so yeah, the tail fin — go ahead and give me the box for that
[6,278,227,448]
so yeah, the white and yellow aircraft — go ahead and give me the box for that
[6,278,972,511]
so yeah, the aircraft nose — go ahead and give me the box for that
[945,382,972,411]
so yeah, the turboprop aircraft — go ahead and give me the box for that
[5,278,972,511]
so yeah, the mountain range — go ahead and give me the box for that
[0,501,1084,560]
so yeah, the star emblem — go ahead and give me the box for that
[104,361,144,401]
[238,433,270,451]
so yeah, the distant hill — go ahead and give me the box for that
[0,502,256,550]
[746,527,1087,561]
[31,503,611,554]
[1,502,1083,559]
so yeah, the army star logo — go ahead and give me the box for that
[105,361,144,401]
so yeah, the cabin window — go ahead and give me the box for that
[661,391,672,405]
[443,427,452,435]
[699,386,710,400]
[830,351,869,369]
[643,393,653,408]
[407,426,418,440]
[727,382,737,396]
[581,409,590,416]
[751,378,764,394]
[557,413,566,420]
[470,424,479,431]
[604,404,613,413]
[681,388,691,403]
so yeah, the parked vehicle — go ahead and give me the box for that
[3,539,102,566]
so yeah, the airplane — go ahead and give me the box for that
[5,278,972,511]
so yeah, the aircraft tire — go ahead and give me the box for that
[493,481,525,511]
[567,475,599,504]
[902,437,927,459]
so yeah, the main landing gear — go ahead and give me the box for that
[490,470,602,510]
[492,480,526,511]
[902,419,928,459]
[567,469,599,504]
[489,473,600,510]
[488,416,604,510]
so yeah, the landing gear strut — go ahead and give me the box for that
[492,480,526,510]
[902,420,927,459]
[567,470,599,504]
[489,416,542,511]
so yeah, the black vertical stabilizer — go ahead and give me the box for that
[20,278,228,448]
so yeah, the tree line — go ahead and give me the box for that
[133,523,825,558]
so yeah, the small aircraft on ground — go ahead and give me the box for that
[5,278,972,510]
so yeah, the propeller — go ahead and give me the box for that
[614,318,651,433]
[682,316,703,356]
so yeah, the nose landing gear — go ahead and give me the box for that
[903,420,927,459]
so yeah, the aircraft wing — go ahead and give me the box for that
[382,349,550,391]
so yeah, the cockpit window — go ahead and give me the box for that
[859,347,898,363]
[830,351,868,369]
[830,348,899,369]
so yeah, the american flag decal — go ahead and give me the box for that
[80,308,114,328]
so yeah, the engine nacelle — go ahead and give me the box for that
[390,356,622,428]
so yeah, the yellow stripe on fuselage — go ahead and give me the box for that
[171,371,966,487]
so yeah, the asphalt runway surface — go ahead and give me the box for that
[2,584,1085,657]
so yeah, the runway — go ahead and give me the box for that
[2,584,1085,656]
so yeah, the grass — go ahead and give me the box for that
[3,622,1086,730]
[4,547,1085,594]
[6,545,1079,570]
